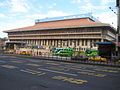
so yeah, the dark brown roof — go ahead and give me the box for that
[4,18,113,32]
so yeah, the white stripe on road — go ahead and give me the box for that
[0,60,6,63]
[0,64,18,69]
[26,63,41,67]
[20,69,36,74]
[38,68,77,76]
[20,69,46,76]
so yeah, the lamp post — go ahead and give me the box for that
[116,0,120,56]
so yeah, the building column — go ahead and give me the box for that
[41,40,43,46]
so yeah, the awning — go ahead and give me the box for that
[96,42,114,45]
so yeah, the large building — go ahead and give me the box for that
[0,38,7,49]
[4,14,116,51]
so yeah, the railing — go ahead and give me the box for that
[1,51,120,67]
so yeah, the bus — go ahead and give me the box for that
[85,49,99,57]
[52,48,73,57]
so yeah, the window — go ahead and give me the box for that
[82,40,84,46]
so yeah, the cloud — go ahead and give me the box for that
[70,0,112,13]
[2,10,70,31]
[101,0,114,5]
[70,0,81,4]
[0,13,6,18]
[0,2,5,7]
[47,10,70,17]
[9,0,29,13]
[95,12,117,28]
[80,1,93,13]
[26,10,70,20]
[48,2,57,9]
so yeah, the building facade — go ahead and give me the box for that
[4,14,116,51]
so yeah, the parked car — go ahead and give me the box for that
[88,56,107,62]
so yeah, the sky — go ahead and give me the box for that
[0,0,117,38]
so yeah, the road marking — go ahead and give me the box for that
[28,60,43,63]
[46,62,60,65]
[103,67,120,70]
[20,69,46,76]
[78,71,106,77]
[11,60,23,63]
[20,69,36,74]
[0,64,18,69]
[26,63,41,67]
[0,60,6,63]
[94,69,118,73]
[53,66,94,72]
[52,76,87,85]
[38,68,77,76]
[79,69,96,72]
[48,67,70,71]
[26,69,46,75]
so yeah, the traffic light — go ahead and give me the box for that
[116,0,119,7]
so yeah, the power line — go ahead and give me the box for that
[109,7,117,15]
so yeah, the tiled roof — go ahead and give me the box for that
[4,18,112,32]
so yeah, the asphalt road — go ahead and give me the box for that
[0,55,120,90]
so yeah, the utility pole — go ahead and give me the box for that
[116,0,120,56]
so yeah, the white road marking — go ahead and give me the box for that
[20,69,46,76]
[46,62,60,65]
[0,64,18,69]
[0,60,6,63]
[26,63,41,67]
[20,69,36,74]
[28,60,43,63]
[11,60,23,63]
[38,68,77,76]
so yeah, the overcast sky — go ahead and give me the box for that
[0,0,117,38]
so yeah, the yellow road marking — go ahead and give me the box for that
[78,71,106,77]
[94,69,118,73]
[52,76,87,85]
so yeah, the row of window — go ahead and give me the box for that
[15,39,101,47]
[8,32,101,37]
[8,28,101,35]
[9,34,101,39]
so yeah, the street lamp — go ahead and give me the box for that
[116,0,120,56]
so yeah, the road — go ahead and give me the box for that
[0,55,120,90]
